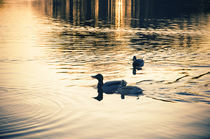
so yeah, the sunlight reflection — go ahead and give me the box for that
[115,0,123,29]
[113,0,132,40]
[95,0,99,27]
[0,0,210,139]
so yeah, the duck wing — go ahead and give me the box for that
[103,80,125,94]
[133,59,144,67]
[117,86,143,96]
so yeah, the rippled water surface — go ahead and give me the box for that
[0,0,210,138]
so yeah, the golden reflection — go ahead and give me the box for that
[112,0,132,41]
[0,0,55,91]
[30,0,210,68]
[32,0,133,28]
[0,2,42,59]
[0,1,210,138]
[95,0,99,27]
[115,0,123,29]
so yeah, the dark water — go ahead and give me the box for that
[0,0,210,138]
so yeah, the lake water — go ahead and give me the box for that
[0,0,210,138]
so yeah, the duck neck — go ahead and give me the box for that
[94,88,103,101]
[97,79,103,92]
[94,79,103,101]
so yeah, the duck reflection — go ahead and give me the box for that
[93,87,103,101]
[92,74,143,100]
[132,66,143,75]
[132,56,144,75]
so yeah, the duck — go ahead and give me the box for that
[116,83,143,99]
[132,56,144,68]
[92,74,127,94]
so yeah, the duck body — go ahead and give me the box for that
[102,81,126,94]
[116,85,143,99]
[117,86,143,95]
[133,56,144,67]
[92,74,127,94]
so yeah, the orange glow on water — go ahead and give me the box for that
[115,0,123,29]
[0,0,209,138]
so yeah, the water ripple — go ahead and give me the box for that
[0,87,89,138]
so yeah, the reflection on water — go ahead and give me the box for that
[0,0,210,138]
[132,66,142,75]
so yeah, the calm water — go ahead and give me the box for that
[0,0,210,138]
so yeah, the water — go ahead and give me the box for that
[0,0,210,138]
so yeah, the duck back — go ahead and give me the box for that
[102,80,126,94]
[133,59,144,67]
[117,86,143,96]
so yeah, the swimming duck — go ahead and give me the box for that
[132,56,144,68]
[116,84,143,99]
[91,74,127,94]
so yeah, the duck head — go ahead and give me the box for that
[133,56,136,61]
[91,74,103,82]
[121,80,127,86]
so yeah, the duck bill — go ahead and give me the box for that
[91,75,96,79]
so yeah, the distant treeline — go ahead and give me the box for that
[138,0,210,18]
[33,0,210,27]
[50,0,210,18]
